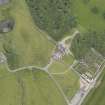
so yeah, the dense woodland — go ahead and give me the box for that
[71,31,105,60]
[26,0,76,41]
[26,0,105,60]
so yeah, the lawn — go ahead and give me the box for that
[48,61,79,100]
[62,54,74,66]
[16,69,68,105]
[71,0,105,59]
[52,68,79,100]
[48,61,69,73]
[0,74,21,105]
[72,0,105,32]
[0,68,68,105]
[0,63,11,77]
[0,0,54,70]
[82,68,105,105]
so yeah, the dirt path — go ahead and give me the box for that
[61,30,79,43]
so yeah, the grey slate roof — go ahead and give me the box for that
[0,0,9,5]
[0,19,14,33]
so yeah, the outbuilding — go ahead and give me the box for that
[0,0,9,5]
[0,19,14,33]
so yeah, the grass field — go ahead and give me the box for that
[62,54,74,66]
[24,70,68,105]
[71,0,105,60]
[0,72,21,105]
[48,61,79,100]
[0,0,54,70]
[72,0,105,32]
[0,63,11,77]
[48,61,69,73]
[82,68,105,105]
[52,68,79,100]
[0,68,68,105]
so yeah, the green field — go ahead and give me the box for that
[1,0,105,105]
[48,61,69,73]
[62,54,74,66]
[71,0,105,60]
[72,0,105,32]
[48,61,79,100]
[0,63,11,77]
[0,0,80,105]
[0,67,68,105]
[0,74,21,105]
[82,68,105,105]
[52,69,79,100]
[0,0,54,70]
[19,70,68,105]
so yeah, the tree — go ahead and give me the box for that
[91,6,99,14]
[102,12,105,19]
[25,0,77,41]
